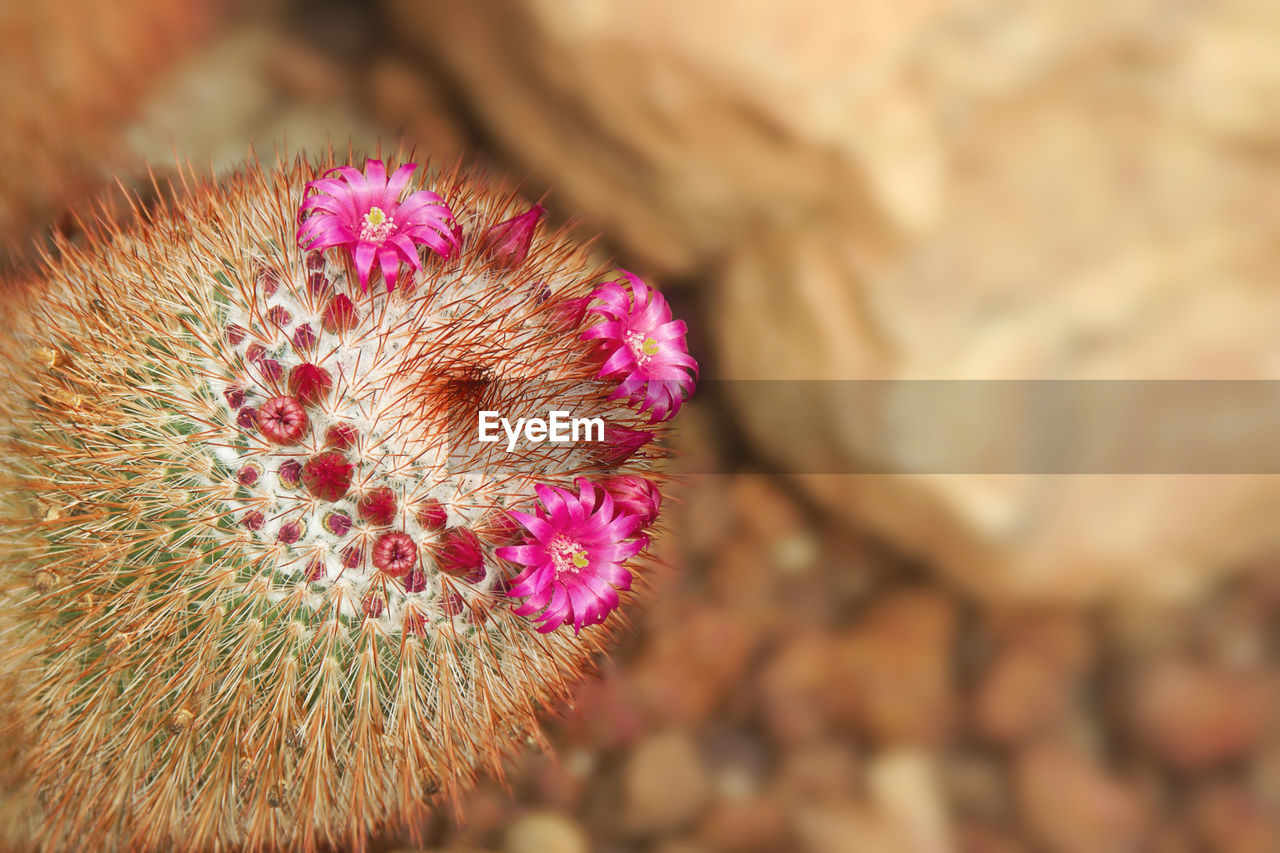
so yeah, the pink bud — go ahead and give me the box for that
[277,521,302,544]
[257,396,308,444]
[593,424,653,466]
[288,363,333,406]
[549,295,591,332]
[325,422,357,450]
[479,204,545,269]
[436,528,485,583]
[358,487,397,527]
[302,451,353,501]
[600,475,662,527]
[372,531,418,577]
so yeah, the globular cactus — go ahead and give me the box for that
[0,153,696,851]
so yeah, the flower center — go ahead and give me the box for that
[548,535,589,574]
[359,206,396,244]
[625,330,660,367]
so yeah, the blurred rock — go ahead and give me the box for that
[696,793,789,853]
[953,822,1028,853]
[867,749,954,853]
[1189,781,1280,853]
[971,647,1076,746]
[791,801,912,853]
[1014,741,1147,853]
[504,811,588,853]
[757,633,838,746]
[623,730,711,835]
[708,2,1280,604]
[365,57,467,165]
[828,589,958,745]
[1127,659,1275,772]
[383,0,946,276]
[944,752,1012,824]
[127,26,379,177]
[0,0,217,265]
[629,604,758,727]
[775,739,861,805]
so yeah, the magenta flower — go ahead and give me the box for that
[297,159,460,293]
[582,271,698,421]
[496,478,645,634]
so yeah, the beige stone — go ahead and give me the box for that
[383,0,947,275]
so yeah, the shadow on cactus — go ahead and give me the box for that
[0,153,697,851]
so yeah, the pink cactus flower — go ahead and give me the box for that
[297,159,459,293]
[496,478,645,634]
[582,271,698,422]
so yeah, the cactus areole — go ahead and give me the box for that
[0,155,696,851]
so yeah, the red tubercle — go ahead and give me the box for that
[278,459,302,486]
[414,498,447,531]
[256,262,280,298]
[306,251,326,273]
[236,463,262,487]
[236,406,258,430]
[358,487,397,526]
[223,385,247,409]
[257,396,308,444]
[322,294,358,334]
[372,531,417,577]
[258,359,284,383]
[266,305,292,327]
[304,558,326,582]
[246,343,267,363]
[439,589,465,617]
[301,451,353,501]
[278,521,303,544]
[404,567,427,593]
[288,363,333,406]
[341,544,362,568]
[307,271,333,300]
[361,593,385,618]
[292,323,317,351]
[324,510,352,536]
[241,510,265,530]
[325,422,357,450]
[226,324,246,346]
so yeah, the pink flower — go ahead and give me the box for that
[297,159,460,293]
[582,271,697,421]
[496,478,644,634]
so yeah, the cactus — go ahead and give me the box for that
[0,153,696,851]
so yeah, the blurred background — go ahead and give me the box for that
[7,0,1280,850]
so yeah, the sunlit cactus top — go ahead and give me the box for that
[0,152,696,852]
